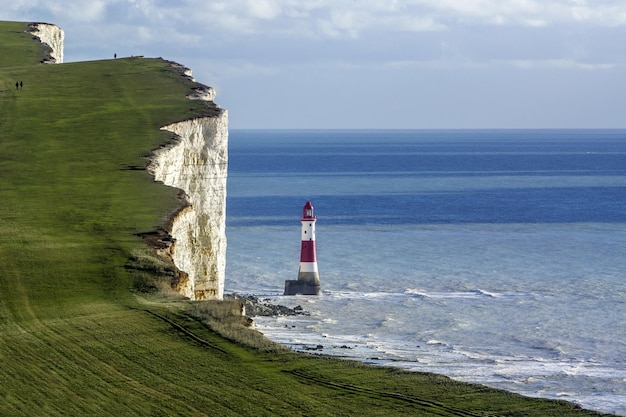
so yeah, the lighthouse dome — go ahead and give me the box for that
[302,201,316,220]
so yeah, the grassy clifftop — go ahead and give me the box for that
[0,21,52,67]
[0,22,611,416]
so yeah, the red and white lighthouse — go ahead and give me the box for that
[284,201,321,295]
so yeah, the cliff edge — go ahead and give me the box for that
[148,67,228,300]
[25,22,228,300]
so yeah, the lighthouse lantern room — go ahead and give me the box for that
[303,202,314,219]
[284,201,321,295]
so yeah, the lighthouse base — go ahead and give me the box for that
[284,279,321,296]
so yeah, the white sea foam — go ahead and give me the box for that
[405,289,497,298]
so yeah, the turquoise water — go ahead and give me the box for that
[225,130,626,415]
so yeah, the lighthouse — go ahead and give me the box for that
[284,201,321,295]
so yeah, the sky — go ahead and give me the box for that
[3,0,626,129]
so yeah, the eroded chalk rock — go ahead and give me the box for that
[28,22,64,63]
[149,93,228,300]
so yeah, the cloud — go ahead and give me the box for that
[315,7,446,38]
[6,0,110,22]
[424,0,626,27]
[115,0,448,38]
[176,0,626,34]
[246,0,282,20]
[7,1,626,42]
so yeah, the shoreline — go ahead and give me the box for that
[231,291,622,416]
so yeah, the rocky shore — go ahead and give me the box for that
[228,293,310,317]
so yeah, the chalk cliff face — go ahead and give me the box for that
[28,23,64,63]
[149,97,228,300]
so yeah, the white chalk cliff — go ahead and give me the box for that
[28,23,64,63]
[149,83,228,300]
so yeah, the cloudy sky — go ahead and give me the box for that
[4,0,626,129]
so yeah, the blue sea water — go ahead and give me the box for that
[224,130,626,415]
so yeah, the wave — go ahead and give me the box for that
[325,289,519,301]
[324,290,407,300]
[404,288,501,299]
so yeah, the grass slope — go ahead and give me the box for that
[0,21,51,67]
[0,22,612,416]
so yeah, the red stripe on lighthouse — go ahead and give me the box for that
[300,241,317,262]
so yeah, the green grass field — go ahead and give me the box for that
[0,21,612,416]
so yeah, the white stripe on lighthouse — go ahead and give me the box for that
[301,223,315,241]
[299,262,318,273]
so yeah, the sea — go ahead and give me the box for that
[224,129,626,416]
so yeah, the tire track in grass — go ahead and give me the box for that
[0,243,38,325]
[285,369,493,417]
[43,311,225,415]
[0,79,17,131]
[0,308,221,415]
[138,308,230,354]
